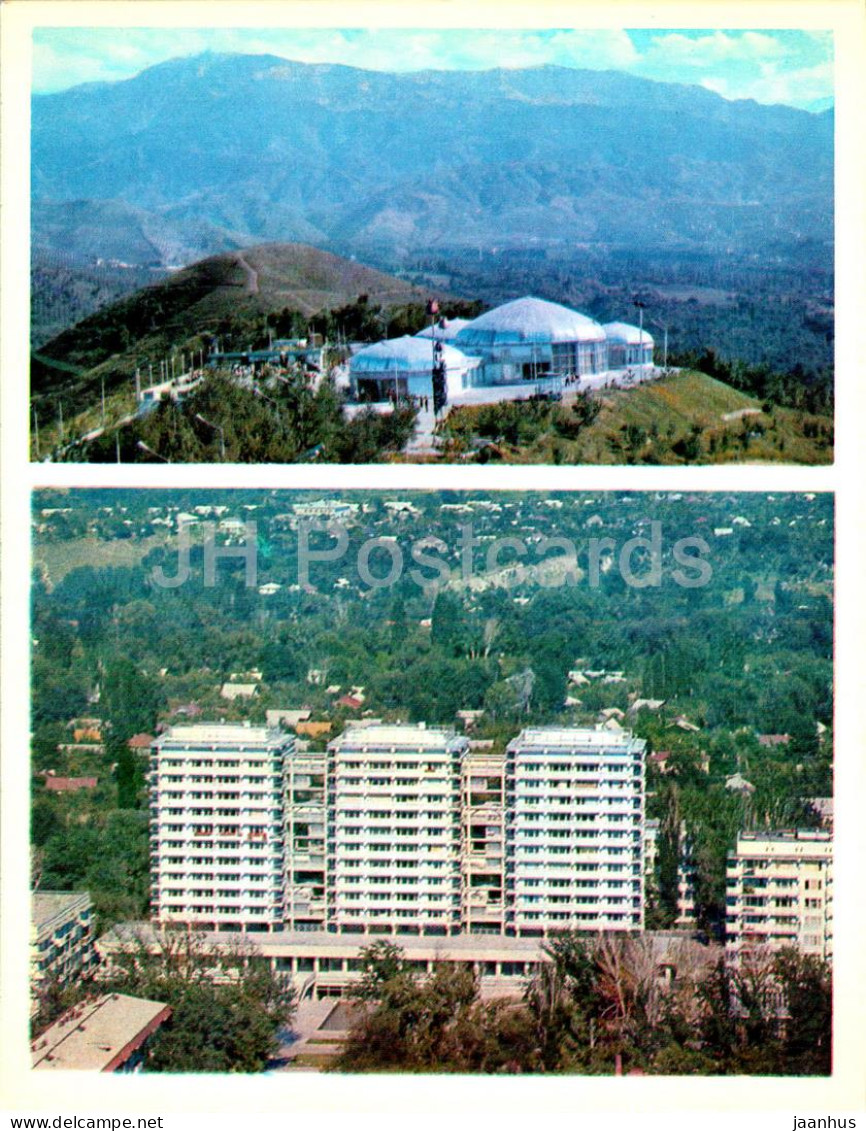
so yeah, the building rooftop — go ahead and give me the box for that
[507,726,644,753]
[265,709,312,728]
[736,828,832,846]
[725,773,756,793]
[43,776,98,792]
[31,993,171,1072]
[220,682,259,699]
[329,723,466,752]
[415,318,472,341]
[153,723,291,748]
[32,891,91,934]
[127,733,155,749]
[350,335,479,374]
[455,296,606,347]
[602,321,655,346]
[100,924,711,967]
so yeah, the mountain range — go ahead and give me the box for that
[32,52,833,268]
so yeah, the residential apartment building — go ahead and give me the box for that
[149,722,645,937]
[31,891,98,1002]
[327,724,467,935]
[725,829,833,963]
[506,727,646,934]
[149,724,293,930]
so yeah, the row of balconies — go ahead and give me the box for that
[158,905,281,917]
[154,874,279,886]
[156,891,279,903]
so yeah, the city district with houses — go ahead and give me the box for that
[30,489,833,1073]
[33,721,832,1074]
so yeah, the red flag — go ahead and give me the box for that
[426,298,440,316]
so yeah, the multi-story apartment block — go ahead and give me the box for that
[506,727,646,935]
[327,724,467,935]
[31,891,98,1003]
[725,829,833,963]
[149,724,293,930]
[149,722,646,939]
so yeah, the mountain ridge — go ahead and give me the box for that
[32,52,833,269]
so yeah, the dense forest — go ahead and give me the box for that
[31,489,833,944]
[31,256,167,350]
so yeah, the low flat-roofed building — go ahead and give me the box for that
[98,924,713,1002]
[31,891,98,999]
[31,993,171,1072]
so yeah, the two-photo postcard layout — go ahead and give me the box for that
[2,2,864,1126]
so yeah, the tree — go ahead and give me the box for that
[341,945,536,1073]
[100,927,295,1073]
[112,733,144,809]
[102,657,159,739]
[431,591,464,656]
[772,948,831,1075]
[389,594,409,650]
[524,935,599,1070]
[353,939,411,1002]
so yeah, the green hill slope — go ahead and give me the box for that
[31,242,438,408]
[435,371,833,465]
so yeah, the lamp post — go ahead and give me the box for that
[633,299,647,382]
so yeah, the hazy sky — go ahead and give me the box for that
[32,27,833,109]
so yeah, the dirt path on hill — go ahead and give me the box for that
[236,253,259,294]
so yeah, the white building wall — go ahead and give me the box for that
[506,728,646,934]
[149,724,292,930]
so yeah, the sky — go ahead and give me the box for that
[32,27,834,110]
